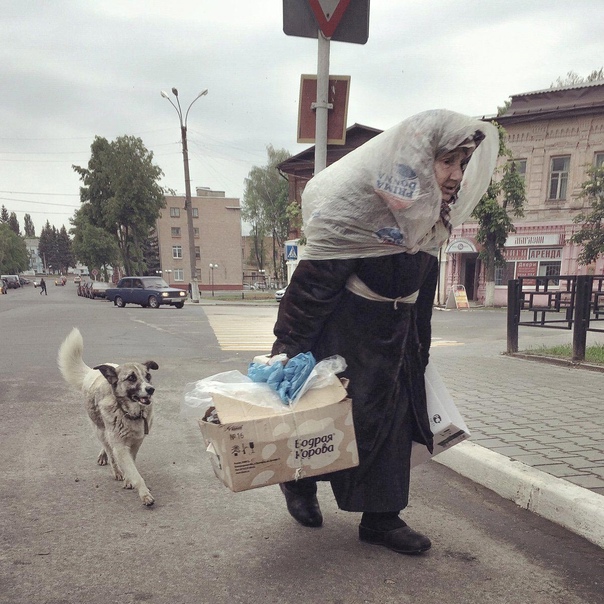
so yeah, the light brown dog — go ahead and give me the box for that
[58,328,159,506]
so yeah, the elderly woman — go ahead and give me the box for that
[271,110,498,555]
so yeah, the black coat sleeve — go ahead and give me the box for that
[415,254,438,370]
[271,258,358,358]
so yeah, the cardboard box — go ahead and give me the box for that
[411,363,470,467]
[198,379,358,492]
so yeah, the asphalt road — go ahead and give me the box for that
[1,284,603,604]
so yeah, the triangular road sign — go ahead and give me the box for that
[308,0,351,38]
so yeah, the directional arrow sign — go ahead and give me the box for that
[308,0,351,38]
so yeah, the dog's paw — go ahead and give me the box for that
[113,470,124,481]
[97,451,108,466]
[140,491,155,506]
[123,481,134,490]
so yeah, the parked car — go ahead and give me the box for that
[275,286,287,302]
[89,281,111,299]
[79,281,93,297]
[73,276,81,284]
[106,276,188,309]
[55,276,67,286]
[1,275,20,289]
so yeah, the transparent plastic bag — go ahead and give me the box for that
[182,355,347,419]
[301,109,498,260]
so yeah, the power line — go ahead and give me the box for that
[0,190,79,196]
[0,196,79,208]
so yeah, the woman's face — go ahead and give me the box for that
[434,148,472,202]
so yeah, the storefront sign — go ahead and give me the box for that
[506,234,561,247]
[504,248,528,261]
[516,261,538,285]
[528,248,562,260]
[452,285,470,310]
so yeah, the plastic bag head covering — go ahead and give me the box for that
[301,109,499,260]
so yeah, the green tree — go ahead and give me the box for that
[57,225,75,274]
[1,205,9,223]
[471,123,526,307]
[24,214,36,237]
[73,135,165,275]
[570,163,604,264]
[8,212,20,236]
[142,230,161,276]
[242,145,291,282]
[0,223,28,273]
[70,207,120,281]
[38,221,59,273]
[551,68,604,88]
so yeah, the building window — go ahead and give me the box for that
[495,262,515,286]
[173,269,184,282]
[172,245,183,259]
[195,268,202,280]
[195,246,200,259]
[539,261,561,286]
[171,227,181,237]
[169,207,180,218]
[548,156,570,200]
[595,153,604,168]
[192,208,199,218]
[509,158,527,180]
[193,227,200,238]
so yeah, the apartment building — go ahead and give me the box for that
[446,81,604,305]
[156,187,242,292]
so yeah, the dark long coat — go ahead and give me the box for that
[271,252,438,513]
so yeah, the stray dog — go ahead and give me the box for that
[58,327,159,506]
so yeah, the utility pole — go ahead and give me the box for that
[161,87,208,303]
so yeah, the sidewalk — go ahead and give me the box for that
[429,341,604,548]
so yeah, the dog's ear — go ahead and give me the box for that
[94,364,119,386]
[144,361,159,371]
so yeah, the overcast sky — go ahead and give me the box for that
[2,0,603,234]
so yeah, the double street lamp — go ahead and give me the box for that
[209,263,218,297]
[161,87,208,303]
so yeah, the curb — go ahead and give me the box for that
[434,441,604,549]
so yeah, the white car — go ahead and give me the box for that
[275,287,287,302]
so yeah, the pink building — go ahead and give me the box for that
[445,82,604,306]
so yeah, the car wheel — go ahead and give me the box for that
[115,296,126,308]
[174,301,184,309]
[148,296,159,309]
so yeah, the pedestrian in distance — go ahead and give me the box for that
[271,109,498,555]
[39,277,47,295]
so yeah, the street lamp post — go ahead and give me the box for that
[161,87,208,303]
[209,263,218,297]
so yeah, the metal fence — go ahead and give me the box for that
[507,275,604,361]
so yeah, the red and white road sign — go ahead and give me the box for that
[308,0,351,38]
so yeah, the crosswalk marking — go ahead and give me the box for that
[204,309,465,352]
[204,311,277,351]
[431,338,464,347]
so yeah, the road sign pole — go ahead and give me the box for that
[314,31,330,174]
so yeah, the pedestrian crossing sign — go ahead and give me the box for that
[285,243,298,261]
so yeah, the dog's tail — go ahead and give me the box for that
[58,327,91,391]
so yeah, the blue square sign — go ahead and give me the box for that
[285,243,298,261]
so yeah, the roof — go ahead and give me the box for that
[277,123,383,176]
[493,81,604,125]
